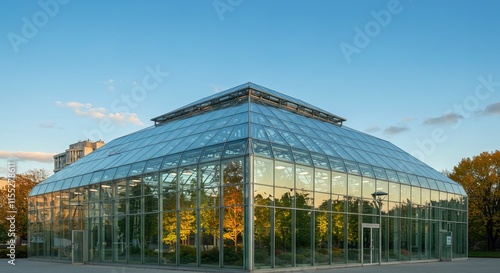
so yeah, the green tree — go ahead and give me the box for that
[0,169,47,242]
[448,150,500,251]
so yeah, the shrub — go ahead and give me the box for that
[0,245,28,258]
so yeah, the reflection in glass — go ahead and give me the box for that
[314,211,329,265]
[275,208,292,267]
[332,172,347,195]
[296,209,312,266]
[332,212,346,263]
[254,206,272,268]
[222,160,244,267]
[347,214,359,263]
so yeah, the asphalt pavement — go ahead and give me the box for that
[0,258,498,273]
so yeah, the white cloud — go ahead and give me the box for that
[483,102,500,116]
[104,79,114,84]
[56,101,144,126]
[423,112,463,125]
[383,125,409,135]
[0,151,55,163]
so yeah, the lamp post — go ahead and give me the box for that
[371,191,388,266]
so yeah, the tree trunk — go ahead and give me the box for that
[486,221,497,251]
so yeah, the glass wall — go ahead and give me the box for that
[29,157,247,269]
[28,154,467,270]
[251,156,468,269]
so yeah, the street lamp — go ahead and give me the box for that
[371,191,388,266]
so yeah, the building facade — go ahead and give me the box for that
[54,140,105,172]
[29,83,467,270]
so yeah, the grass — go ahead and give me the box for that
[468,251,500,258]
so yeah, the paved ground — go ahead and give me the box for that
[1,258,499,273]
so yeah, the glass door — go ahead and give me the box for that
[439,231,452,261]
[72,230,85,264]
[361,225,379,265]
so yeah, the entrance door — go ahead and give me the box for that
[439,231,452,261]
[72,230,85,264]
[361,224,379,265]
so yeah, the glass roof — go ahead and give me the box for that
[30,83,465,196]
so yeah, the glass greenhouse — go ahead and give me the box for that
[28,83,467,270]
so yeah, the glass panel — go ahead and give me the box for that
[292,149,312,166]
[143,213,159,264]
[254,206,272,268]
[329,157,346,172]
[389,182,400,203]
[251,124,269,141]
[222,159,244,267]
[161,170,177,211]
[208,126,233,145]
[264,127,287,145]
[114,165,131,179]
[275,161,294,189]
[90,171,104,184]
[79,173,93,186]
[162,211,177,264]
[362,177,375,200]
[200,144,224,162]
[408,174,420,186]
[179,149,202,166]
[272,144,293,162]
[332,211,346,263]
[296,166,313,192]
[187,129,219,150]
[311,153,329,169]
[373,167,387,180]
[359,164,375,178]
[178,166,198,265]
[347,214,359,263]
[161,154,181,170]
[254,184,274,206]
[315,170,330,193]
[223,140,247,158]
[296,208,312,266]
[296,134,323,153]
[252,139,273,158]
[62,178,75,190]
[275,208,292,267]
[332,172,347,196]
[417,176,430,188]
[228,123,248,141]
[348,175,361,197]
[101,168,117,182]
[412,186,421,206]
[128,161,146,176]
[254,158,273,186]
[179,167,197,210]
[278,130,306,149]
[385,169,399,182]
[144,157,163,173]
[397,172,410,184]
[344,161,360,175]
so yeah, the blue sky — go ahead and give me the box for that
[1,0,499,177]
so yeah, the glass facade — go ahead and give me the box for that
[28,83,467,270]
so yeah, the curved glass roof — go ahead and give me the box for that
[30,83,465,196]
